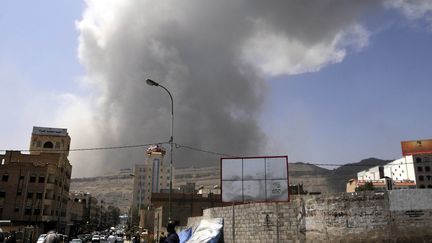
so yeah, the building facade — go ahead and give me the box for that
[0,126,72,233]
[357,157,416,182]
[132,145,171,209]
[402,139,432,189]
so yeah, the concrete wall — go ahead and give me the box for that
[188,189,432,242]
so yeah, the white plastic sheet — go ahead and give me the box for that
[186,218,223,243]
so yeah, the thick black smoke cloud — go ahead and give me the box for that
[70,0,376,177]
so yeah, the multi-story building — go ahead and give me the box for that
[0,126,72,233]
[357,157,416,182]
[132,145,171,210]
[71,192,100,232]
[66,195,84,236]
[353,139,432,191]
[402,139,432,189]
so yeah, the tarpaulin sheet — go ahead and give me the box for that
[186,218,223,243]
[179,227,192,243]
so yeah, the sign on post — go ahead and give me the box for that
[221,156,289,203]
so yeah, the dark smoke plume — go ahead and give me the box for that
[68,0,376,177]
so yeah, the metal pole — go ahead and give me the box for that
[145,79,174,222]
[158,85,173,222]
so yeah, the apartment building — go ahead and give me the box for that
[0,126,72,233]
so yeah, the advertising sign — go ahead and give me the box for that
[221,156,289,203]
[401,139,432,156]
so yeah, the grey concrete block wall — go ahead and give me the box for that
[187,190,432,242]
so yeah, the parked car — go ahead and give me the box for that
[91,234,100,243]
[70,239,83,243]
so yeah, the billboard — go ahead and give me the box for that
[401,139,432,156]
[221,156,289,203]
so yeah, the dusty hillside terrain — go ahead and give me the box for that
[70,158,390,213]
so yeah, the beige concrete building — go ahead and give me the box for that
[132,145,171,210]
[0,126,72,234]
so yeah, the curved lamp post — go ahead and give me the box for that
[145,78,174,222]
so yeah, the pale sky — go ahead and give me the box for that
[1,1,432,177]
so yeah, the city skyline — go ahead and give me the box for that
[1,1,432,177]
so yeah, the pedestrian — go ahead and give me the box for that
[164,222,179,243]
[158,232,166,243]
[107,232,116,243]
[43,231,60,243]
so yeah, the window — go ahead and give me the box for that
[416,157,422,163]
[27,192,33,199]
[428,185,432,188]
[43,141,54,148]
[418,167,423,172]
[25,208,31,215]
[30,175,36,183]
[34,209,41,215]
[419,176,425,181]
[419,185,426,188]
[0,191,5,198]
[426,166,431,172]
[39,176,45,183]
[2,174,8,182]
[427,176,432,181]
[14,208,19,212]
[36,193,43,199]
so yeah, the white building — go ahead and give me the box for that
[357,156,416,182]
[132,145,172,209]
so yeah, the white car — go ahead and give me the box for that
[70,239,83,243]
[91,235,100,243]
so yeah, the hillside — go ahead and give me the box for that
[70,158,390,213]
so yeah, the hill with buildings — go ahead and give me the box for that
[70,158,390,213]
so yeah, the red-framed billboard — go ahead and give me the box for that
[220,156,289,203]
[401,139,432,156]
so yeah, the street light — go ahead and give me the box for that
[145,78,174,222]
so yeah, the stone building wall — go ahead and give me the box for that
[187,189,432,242]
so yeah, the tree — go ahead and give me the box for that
[356,181,375,191]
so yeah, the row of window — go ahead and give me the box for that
[138,168,170,173]
[418,175,432,181]
[415,157,432,163]
[418,185,432,188]
[417,166,431,172]
[33,140,65,149]
[2,174,46,183]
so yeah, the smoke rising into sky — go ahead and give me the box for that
[61,0,379,176]
[1,0,432,177]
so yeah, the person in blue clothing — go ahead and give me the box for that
[164,221,179,243]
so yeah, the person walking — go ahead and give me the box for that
[107,232,116,243]
[43,231,60,243]
[164,222,179,243]
[158,232,166,243]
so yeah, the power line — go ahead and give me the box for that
[0,141,426,168]
[175,143,239,158]
[174,143,423,167]
[0,141,169,153]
